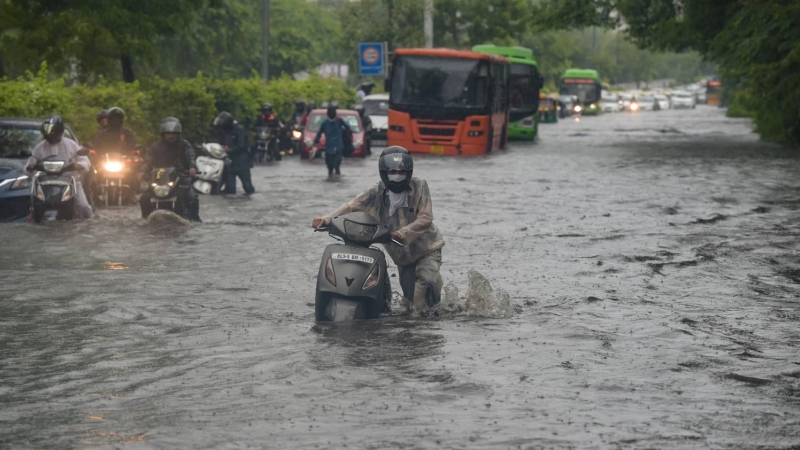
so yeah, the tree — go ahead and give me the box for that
[0,0,209,82]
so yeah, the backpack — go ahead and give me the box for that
[336,117,354,157]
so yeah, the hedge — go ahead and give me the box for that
[0,64,355,147]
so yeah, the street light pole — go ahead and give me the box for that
[424,0,433,48]
[262,0,269,82]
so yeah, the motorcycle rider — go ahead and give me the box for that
[312,146,444,312]
[93,107,137,156]
[25,115,93,219]
[215,111,255,196]
[312,102,352,180]
[138,117,201,222]
[251,103,283,162]
[300,101,316,127]
[288,99,306,125]
[96,109,109,130]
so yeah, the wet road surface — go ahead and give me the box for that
[2,107,800,449]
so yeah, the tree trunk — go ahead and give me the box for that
[121,54,136,83]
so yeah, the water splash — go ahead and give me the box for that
[439,270,513,318]
[146,210,192,226]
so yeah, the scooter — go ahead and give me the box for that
[193,143,229,195]
[145,167,186,217]
[314,212,401,322]
[290,124,304,156]
[29,149,90,223]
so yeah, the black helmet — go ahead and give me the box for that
[295,98,306,109]
[261,102,272,114]
[41,115,65,143]
[96,109,109,124]
[379,146,414,193]
[107,107,125,128]
[307,101,316,111]
[213,111,234,129]
[326,101,338,119]
[160,117,182,134]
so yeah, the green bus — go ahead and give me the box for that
[559,69,602,116]
[473,45,543,141]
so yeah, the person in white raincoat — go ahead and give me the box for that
[313,146,444,311]
[26,115,93,219]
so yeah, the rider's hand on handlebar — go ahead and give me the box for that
[391,231,404,242]
[25,164,35,172]
[312,217,327,229]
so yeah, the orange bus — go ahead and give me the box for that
[387,48,510,155]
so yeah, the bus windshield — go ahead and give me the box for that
[391,55,489,109]
[559,79,600,104]
[510,64,538,112]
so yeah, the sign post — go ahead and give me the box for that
[358,42,386,77]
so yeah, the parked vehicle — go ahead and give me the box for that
[602,93,622,112]
[0,118,80,222]
[655,95,670,111]
[314,212,397,321]
[671,91,696,109]
[638,94,658,111]
[362,93,389,144]
[301,109,367,160]
[29,151,87,223]
[193,143,229,195]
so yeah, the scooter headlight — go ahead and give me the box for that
[103,161,124,172]
[325,258,336,286]
[362,265,379,290]
[153,185,171,198]
[292,130,302,139]
[61,183,74,201]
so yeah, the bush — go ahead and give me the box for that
[0,64,355,147]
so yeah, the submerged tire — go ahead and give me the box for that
[315,294,330,322]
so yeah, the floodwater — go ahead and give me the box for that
[2,107,800,449]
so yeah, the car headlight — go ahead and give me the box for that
[103,161,124,172]
[325,258,336,286]
[9,175,31,190]
[353,139,363,148]
[304,138,314,147]
[362,265,379,290]
[292,130,302,139]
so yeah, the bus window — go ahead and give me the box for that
[390,56,489,109]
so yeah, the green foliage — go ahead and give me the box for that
[0,66,353,146]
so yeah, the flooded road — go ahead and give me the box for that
[2,107,800,449]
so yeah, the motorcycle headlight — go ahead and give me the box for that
[292,130,302,139]
[304,138,314,147]
[325,258,336,286]
[103,161,124,172]
[574,105,582,112]
[153,185,171,198]
[10,175,31,190]
[362,265,379,290]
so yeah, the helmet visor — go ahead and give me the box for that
[380,154,413,172]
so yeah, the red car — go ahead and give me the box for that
[301,109,368,159]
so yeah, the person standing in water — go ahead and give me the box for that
[312,102,352,180]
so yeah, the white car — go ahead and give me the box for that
[671,91,696,109]
[601,94,622,112]
[655,95,670,110]
[638,94,657,111]
[362,93,389,142]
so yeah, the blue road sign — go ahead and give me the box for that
[358,42,385,77]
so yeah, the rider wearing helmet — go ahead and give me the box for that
[214,111,255,196]
[300,101,316,127]
[289,99,306,124]
[138,117,200,221]
[312,146,445,312]
[312,101,353,179]
[96,109,110,129]
[251,102,283,162]
[26,115,93,219]
[93,106,137,156]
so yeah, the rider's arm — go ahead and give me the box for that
[184,141,197,170]
[313,123,325,144]
[321,183,380,224]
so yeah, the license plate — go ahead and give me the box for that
[332,253,375,264]
[151,197,176,203]
[431,145,444,154]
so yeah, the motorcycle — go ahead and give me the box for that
[29,151,88,223]
[88,147,143,207]
[290,124,304,156]
[255,126,281,162]
[145,167,186,217]
[314,212,401,321]
[193,143,229,195]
